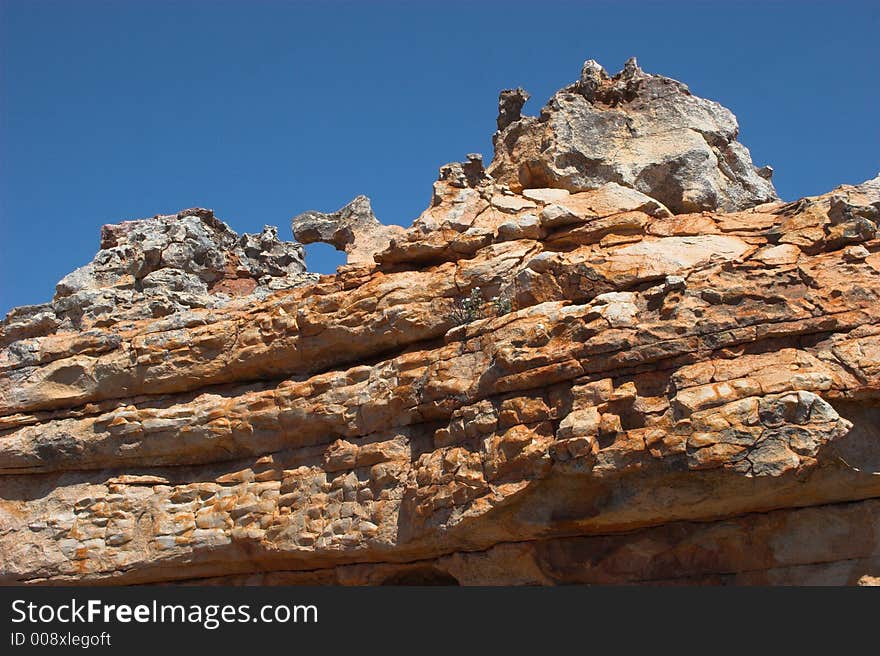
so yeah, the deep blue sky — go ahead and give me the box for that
[1,1,877,316]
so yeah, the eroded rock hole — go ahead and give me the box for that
[302,242,347,275]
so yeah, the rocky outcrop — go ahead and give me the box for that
[496,88,530,131]
[1,60,879,586]
[292,196,405,265]
[1,208,316,347]
[488,58,779,213]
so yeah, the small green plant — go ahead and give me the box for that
[450,286,484,325]
[449,287,515,326]
[491,294,512,316]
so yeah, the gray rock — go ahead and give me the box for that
[436,153,490,193]
[539,204,582,229]
[488,57,779,214]
[497,88,530,131]
[497,213,543,241]
[292,195,405,266]
[0,304,60,345]
[1,208,314,340]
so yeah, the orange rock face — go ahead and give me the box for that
[1,60,879,585]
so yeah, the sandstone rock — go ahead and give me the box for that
[292,195,405,265]
[497,214,543,241]
[1,61,878,587]
[489,58,779,213]
[522,188,570,204]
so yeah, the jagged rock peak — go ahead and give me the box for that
[1,208,314,344]
[436,153,490,196]
[292,195,405,266]
[496,87,530,131]
[489,57,779,214]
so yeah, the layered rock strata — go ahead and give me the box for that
[1,60,878,585]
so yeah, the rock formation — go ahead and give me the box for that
[1,59,879,585]
[2,208,316,347]
[489,57,779,214]
[292,195,405,265]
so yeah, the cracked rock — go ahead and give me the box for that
[2,208,315,339]
[488,57,779,213]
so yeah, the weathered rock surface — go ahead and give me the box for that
[1,61,879,586]
[292,196,405,265]
[1,208,316,347]
[488,58,779,213]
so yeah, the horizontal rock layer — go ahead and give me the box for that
[1,60,879,585]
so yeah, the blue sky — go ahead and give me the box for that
[1,0,877,316]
